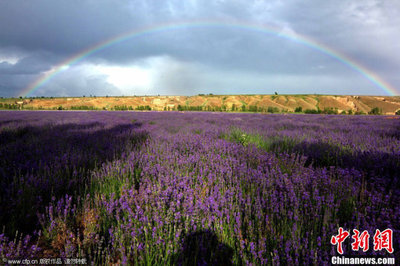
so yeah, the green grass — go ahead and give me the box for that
[224,127,300,154]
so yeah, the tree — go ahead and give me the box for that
[368,107,381,115]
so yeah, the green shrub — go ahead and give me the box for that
[304,109,320,114]
[267,106,279,113]
[368,107,382,115]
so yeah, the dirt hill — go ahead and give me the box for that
[2,95,400,115]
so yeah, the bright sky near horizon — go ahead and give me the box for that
[0,0,399,97]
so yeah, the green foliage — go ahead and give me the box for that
[368,107,382,115]
[248,105,258,112]
[177,105,204,111]
[225,127,300,155]
[395,109,400,115]
[267,106,279,113]
[113,105,133,111]
[294,106,303,113]
[321,107,338,114]
[303,107,339,115]
[304,109,321,114]
[226,128,251,147]
[70,105,97,110]
[0,103,19,109]
[135,105,151,111]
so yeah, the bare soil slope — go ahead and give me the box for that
[3,95,400,114]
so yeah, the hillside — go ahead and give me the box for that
[2,95,400,115]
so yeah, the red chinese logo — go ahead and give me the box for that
[331,227,350,254]
[351,229,370,252]
[373,229,393,253]
[331,228,394,254]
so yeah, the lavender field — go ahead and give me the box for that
[0,111,399,264]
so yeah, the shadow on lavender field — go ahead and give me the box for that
[0,121,147,236]
[282,140,399,183]
[173,230,234,265]
[226,126,399,185]
[0,119,22,127]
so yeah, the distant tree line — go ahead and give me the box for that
[134,105,152,111]
[1,101,392,115]
[70,105,98,110]
[173,104,283,113]
[292,106,383,115]
[0,103,19,109]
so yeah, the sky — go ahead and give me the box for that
[0,0,399,97]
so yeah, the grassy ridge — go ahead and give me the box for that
[2,95,400,114]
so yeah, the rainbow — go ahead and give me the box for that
[20,19,398,96]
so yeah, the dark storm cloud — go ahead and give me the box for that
[0,52,59,75]
[0,0,399,96]
[0,74,35,97]
[0,0,139,54]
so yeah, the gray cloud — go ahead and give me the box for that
[0,0,399,97]
[0,52,58,75]
[33,65,122,97]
